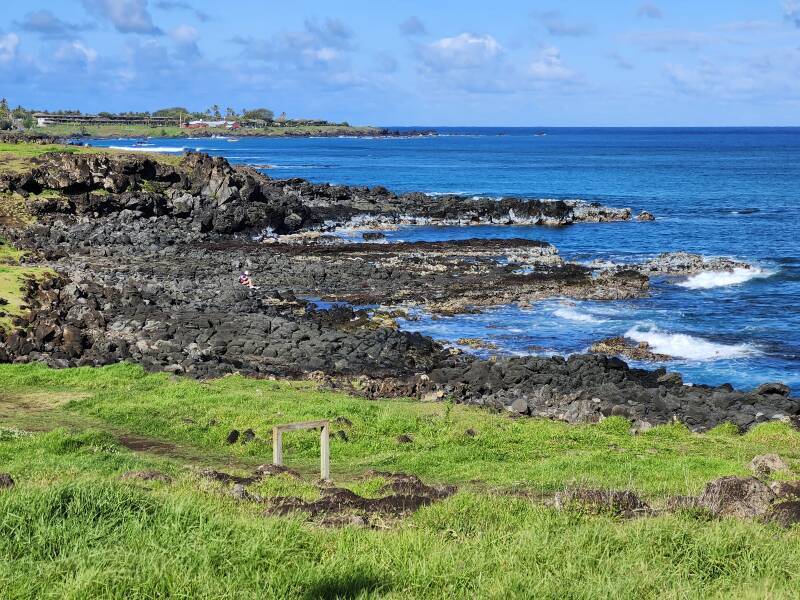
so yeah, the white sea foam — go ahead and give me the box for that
[109,146,186,153]
[625,325,757,361]
[425,191,470,197]
[553,307,606,323]
[678,267,776,290]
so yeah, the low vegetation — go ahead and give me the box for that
[1,362,799,598]
[28,123,382,139]
[0,238,51,332]
[0,142,89,174]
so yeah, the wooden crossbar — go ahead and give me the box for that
[272,420,330,481]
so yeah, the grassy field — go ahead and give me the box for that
[28,123,383,139]
[1,362,799,598]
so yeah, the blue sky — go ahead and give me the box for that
[2,0,800,125]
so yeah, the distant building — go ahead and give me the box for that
[183,120,241,129]
[33,113,179,127]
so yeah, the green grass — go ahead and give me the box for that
[0,142,84,174]
[29,123,382,139]
[1,362,799,598]
[0,238,53,332]
[0,142,183,177]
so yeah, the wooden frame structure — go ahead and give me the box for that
[272,420,330,481]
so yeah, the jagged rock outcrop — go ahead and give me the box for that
[423,353,799,432]
[590,336,672,362]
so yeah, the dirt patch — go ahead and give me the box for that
[199,468,260,485]
[0,473,14,489]
[762,501,800,528]
[0,391,90,417]
[373,471,457,497]
[770,481,800,499]
[117,433,179,454]
[257,471,456,526]
[266,487,453,522]
[199,464,301,486]
[255,463,301,478]
[697,476,776,519]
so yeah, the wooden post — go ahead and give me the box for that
[320,423,330,481]
[272,429,283,466]
[271,420,330,480]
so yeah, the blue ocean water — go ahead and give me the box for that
[90,128,800,391]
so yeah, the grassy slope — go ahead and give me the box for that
[1,362,800,598]
[29,123,382,139]
[0,239,52,332]
[0,142,183,172]
[0,142,92,174]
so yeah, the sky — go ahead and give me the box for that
[2,0,800,126]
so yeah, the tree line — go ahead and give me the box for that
[0,100,278,129]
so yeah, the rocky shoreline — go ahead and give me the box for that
[1,149,798,432]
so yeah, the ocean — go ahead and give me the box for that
[90,128,800,392]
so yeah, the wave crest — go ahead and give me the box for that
[625,325,757,361]
[677,267,776,290]
[553,307,606,323]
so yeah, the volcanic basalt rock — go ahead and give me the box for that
[1,150,798,432]
[599,252,754,278]
[590,336,672,362]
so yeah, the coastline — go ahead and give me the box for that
[1,142,797,432]
[23,124,436,140]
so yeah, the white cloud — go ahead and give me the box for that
[235,18,354,69]
[528,45,576,81]
[54,41,98,65]
[170,24,198,44]
[170,24,199,58]
[664,49,800,101]
[229,18,367,91]
[18,10,94,39]
[82,0,161,34]
[0,33,20,63]
[419,33,502,71]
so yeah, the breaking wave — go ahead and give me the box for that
[625,325,757,361]
[678,267,776,290]
[553,307,606,323]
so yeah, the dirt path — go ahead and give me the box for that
[0,389,274,471]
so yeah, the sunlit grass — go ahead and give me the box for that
[1,363,800,597]
[2,362,799,497]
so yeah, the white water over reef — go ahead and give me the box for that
[553,306,607,324]
[678,267,776,290]
[625,325,758,362]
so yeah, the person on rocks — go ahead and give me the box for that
[239,271,255,288]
